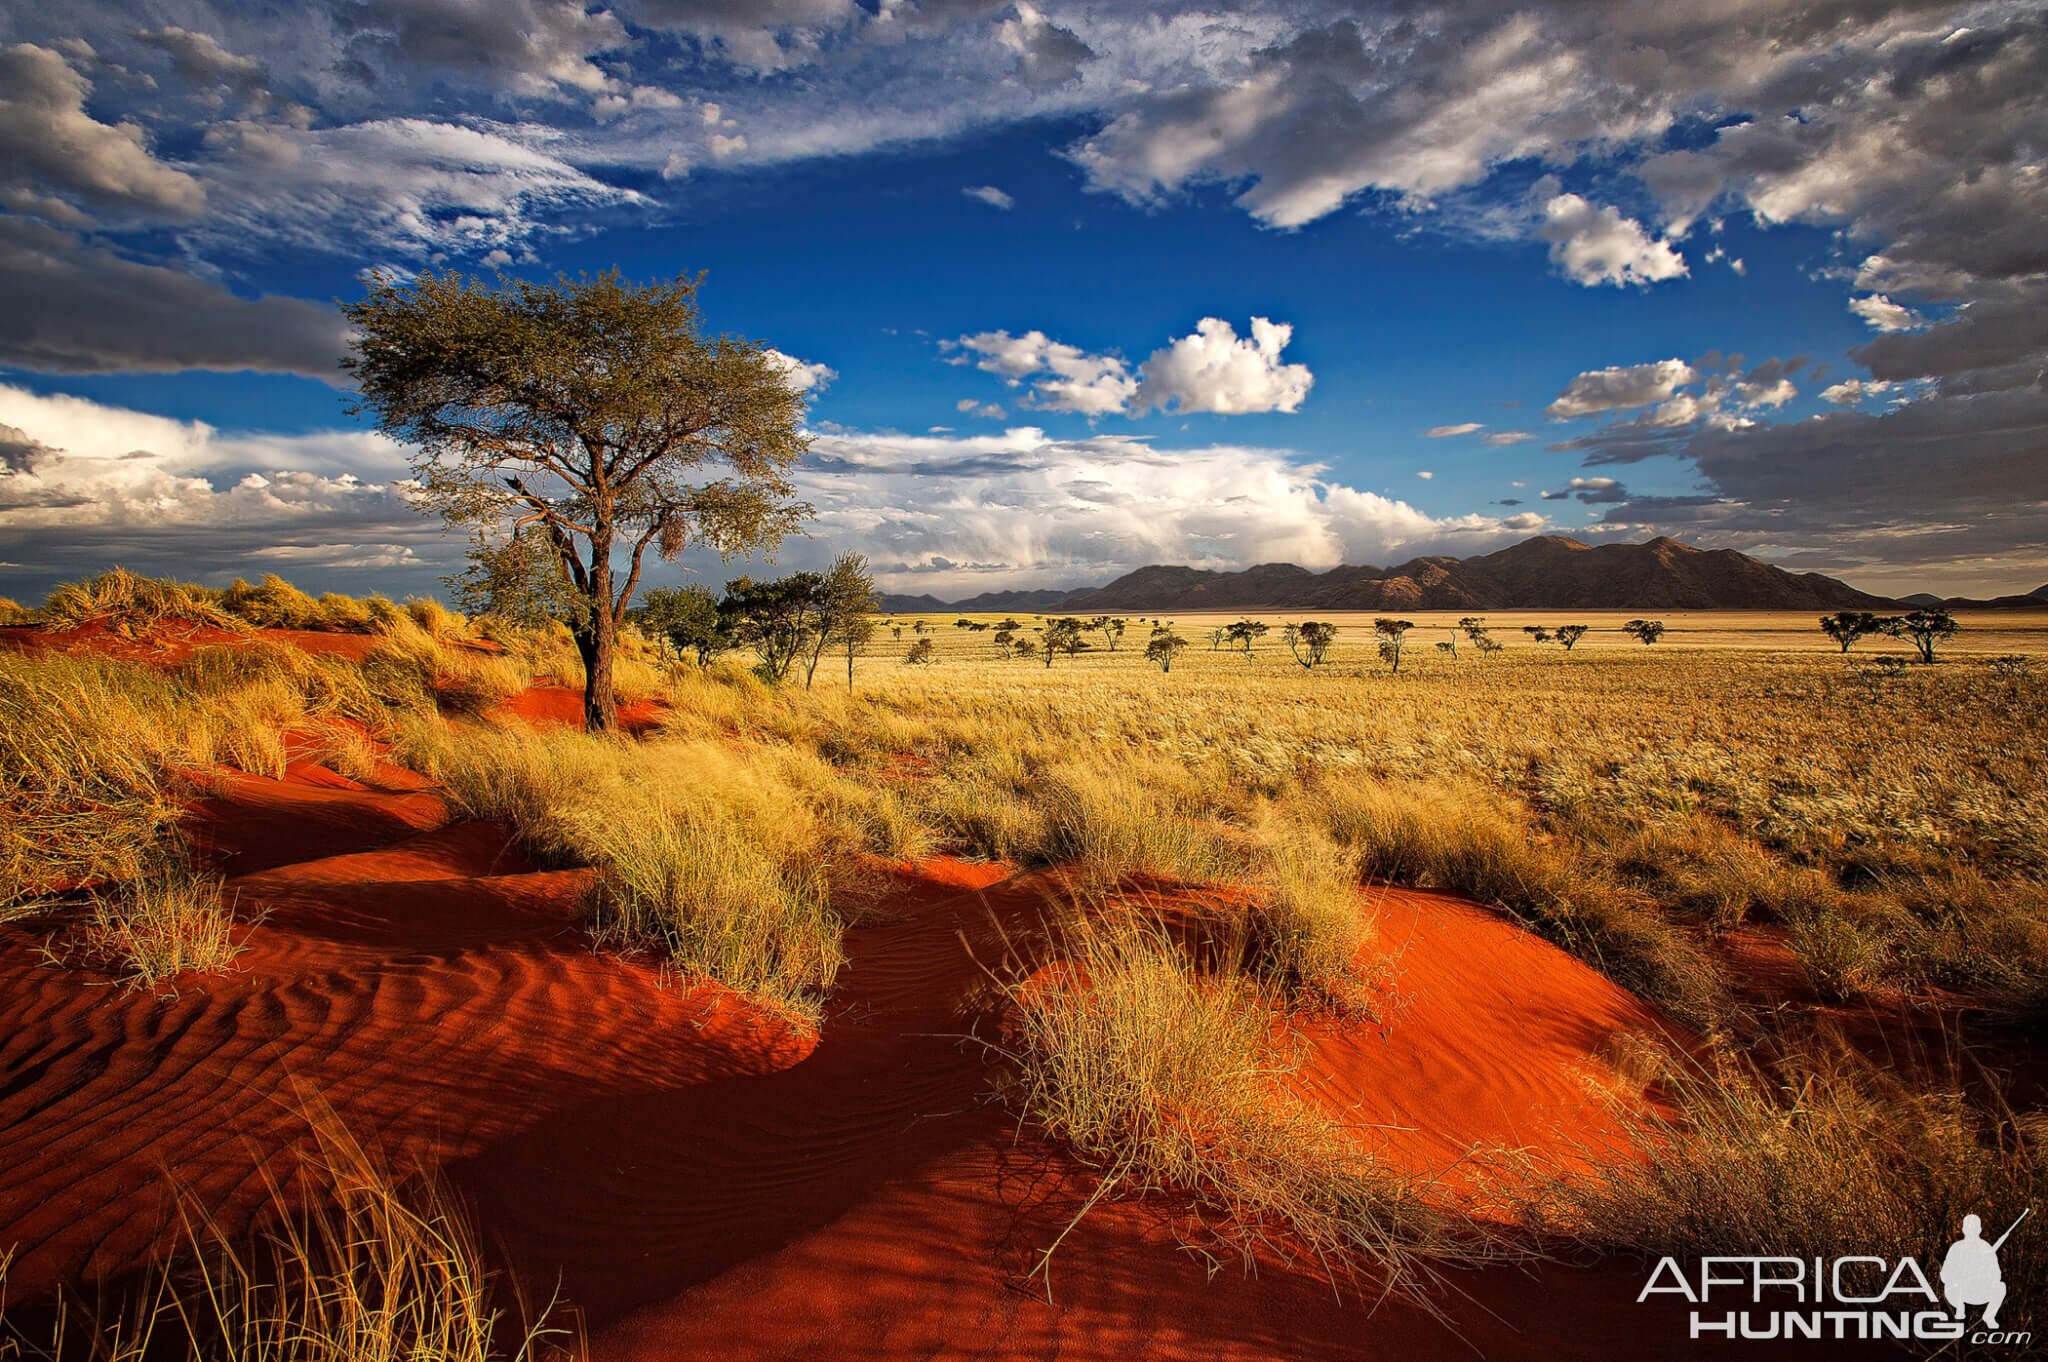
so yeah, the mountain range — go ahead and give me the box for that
[878,536,2037,615]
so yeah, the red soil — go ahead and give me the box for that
[0,630,1842,1359]
[492,683,667,735]
[0,620,380,665]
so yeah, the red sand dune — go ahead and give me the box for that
[0,621,381,665]
[0,634,1846,1358]
[492,683,667,734]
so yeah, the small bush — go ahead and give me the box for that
[1009,918,1479,1292]
[405,596,467,641]
[82,860,243,988]
[39,568,246,636]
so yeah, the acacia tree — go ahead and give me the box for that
[345,269,810,732]
[1283,621,1338,669]
[720,573,825,683]
[1820,611,1887,653]
[1374,617,1415,673]
[1089,617,1127,652]
[1622,618,1666,646]
[1043,617,1087,666]
[1226,619,1269,656]
[1887,608,1959,663]
[799,553,879,690]
[1146,627,1188,673]
[1554,624,1591,652]
[630,583,726,664]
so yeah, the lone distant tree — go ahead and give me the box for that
[345,269,809,732]
[1089,616,1127,652]
[1621,619,1666,646]
[1887,608,1959,663]
[1819,611,1887,653]
[808,553,879,691]
[992,628,1017,659]
[1145,628,1189,673]
[1374,617,1415,673]
[1225,619,1269,656]
[1208,627,1227,651]
[1283,621,1338,669]
[1554,624,1591,652]
[1044,616,1087,666]
[905,637,936,666]
[1013,637,1039,662]
[1457,616,1492,654]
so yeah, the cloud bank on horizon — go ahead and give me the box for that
[0,0,2041,598]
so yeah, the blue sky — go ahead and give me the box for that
[1,2,2043,600]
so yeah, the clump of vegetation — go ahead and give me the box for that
[0,1117,560,1361]
[37,568,247,636]
[1532,1035,2045,1310]
[1006,917,1478,1294]
[77,860,243,988]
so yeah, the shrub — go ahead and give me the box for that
[38,568,246,636]
[1008,918,1478,1293]
[81,860,243,988]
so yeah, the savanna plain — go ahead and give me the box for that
[2,571,2044,1360]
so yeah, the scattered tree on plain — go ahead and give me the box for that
[1089,617,1127,652]
[1554,624,1590,652]
[1283,621,1338,669]
[1208,627,1227,651]
[905,637,936,666]
[1522,625,1552,644]
[1374,617,1415,673]
[992,628,1017,659]
[1820,611,1887,653]
[1888,608,1959,663]
[345,268,809,732]
[1043,617,1088,666]
[1145,628,1189,673]
[812,553,879,691]
[1013,637,1039,661]
[1622,619,1666,646]
[1225,619,1269,656]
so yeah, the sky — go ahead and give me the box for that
[0,1,2043,602]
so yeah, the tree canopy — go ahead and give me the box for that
[344,268,811,731]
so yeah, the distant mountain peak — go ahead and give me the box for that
[880,535,1906,614]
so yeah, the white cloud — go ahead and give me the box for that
[994,3,1095,86]
[1849,294,1924,332]
[762,347,835,394]
[962,184,1014,210]
[1133,317,1312,416]
[0,383,431,589]
[799,424,1547,593]
[1425,422,1483,437]
[1539,193,1687,288]
[955,398,1006,419]
[942,330,1136,415]
[1548,359,1695,419]
[1485,431,1535,446]
[1416,470,1433,479]
[1820,378,1896,406]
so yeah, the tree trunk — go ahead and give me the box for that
[577,612,619,733]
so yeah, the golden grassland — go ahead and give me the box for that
[2,570,2045,1348]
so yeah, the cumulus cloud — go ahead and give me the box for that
[1539,193,1686,288]
[0,42,205,218]
[1547,359,1695,420]
[762,347,836,394]
[955,398,1006,419]
[994,3,1095,86]
[346,0,630,97]
[1425,422,1483,437]
[0,383,432,595]
[1133,317,1312,416]
[796,424,1548,593]
[962,184,1015,210]
[1850,293,1924,332]
[943,329,1136,416]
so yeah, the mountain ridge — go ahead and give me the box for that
[879,535,1917,614]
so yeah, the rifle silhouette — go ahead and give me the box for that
[1992,1207,2032,1253]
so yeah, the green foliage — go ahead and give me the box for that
[344,267,813,730]
[1888,607,1959,663]
[1282,620,1338,669]
[632,583,728,664]
[1819,610,1886,653]
[1373,617,1415,672]
[1224,618,1268,654]
[1144,628,1188,673]
[905,637,937,666]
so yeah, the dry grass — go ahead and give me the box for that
[1529,1032,2046,1305]
[398,721,851,1022]
[0,1116,561,1361]
[37,568,247,636]
[78,860,243,989]
[1005,915,1484,1297]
